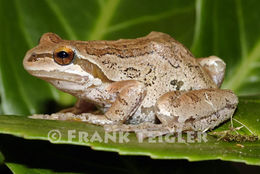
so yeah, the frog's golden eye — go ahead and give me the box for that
[53,47,74,65]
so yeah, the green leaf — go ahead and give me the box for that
[0,97,260,166]
[0,0,59,115]
[0,151,4,165]
[6,163,79,174]
[191,0,260,95]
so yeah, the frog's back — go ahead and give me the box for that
[75,31,216,93]
[76,31,193,59]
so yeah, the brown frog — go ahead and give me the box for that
[23,31,238,137]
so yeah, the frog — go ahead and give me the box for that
[23,31,238,138]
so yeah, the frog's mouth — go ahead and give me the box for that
[27,69,95,95]
[27,69,90,85]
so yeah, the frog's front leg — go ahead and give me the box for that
[156,89,238,132]
[103,80,146,122]
[84,80,146,124]
[31,80,146,125]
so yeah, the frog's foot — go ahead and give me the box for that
[155,89,238,132]
[29,113,113,125]
[104,122,176,138]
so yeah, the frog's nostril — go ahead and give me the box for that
[28,53,38,62]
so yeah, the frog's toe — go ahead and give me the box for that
[29,113,87,121]
[29,112,114,125]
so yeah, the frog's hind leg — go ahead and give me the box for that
[155,89,238,132]
[105,89,238,138]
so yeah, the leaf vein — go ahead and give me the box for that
[44,0,77,40]
[223,40,260,92]
[88,0,120,40]
[105,6,193,34]
[236,0,248,59]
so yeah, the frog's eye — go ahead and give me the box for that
[53,47,74,65]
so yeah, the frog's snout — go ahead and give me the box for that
[23,48,35,71]
[23,47,53,75]
[25,51,52,64]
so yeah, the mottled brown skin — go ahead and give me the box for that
[23,31,238,137]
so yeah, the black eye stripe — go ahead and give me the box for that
[28,53,53,62]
